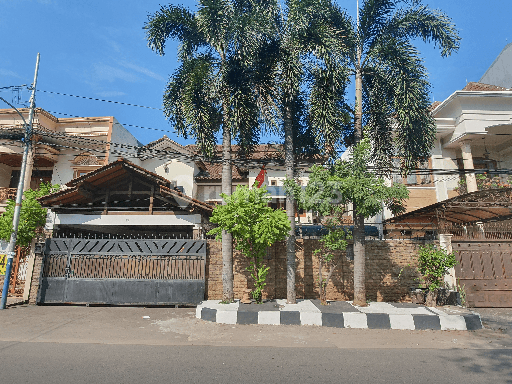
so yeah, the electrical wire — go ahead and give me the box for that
[38,89,162,110]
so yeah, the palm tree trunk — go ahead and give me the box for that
[352,57,367,306]
[221,70,234,302]
[284,102,296,304]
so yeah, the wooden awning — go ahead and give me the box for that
[385,188,512,228]
[39,158,213,215]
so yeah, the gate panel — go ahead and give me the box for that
[454,242,512,307]
[39,238,206,305]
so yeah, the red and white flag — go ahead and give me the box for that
[255,165,266,188]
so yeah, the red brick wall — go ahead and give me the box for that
[206,239,435,302]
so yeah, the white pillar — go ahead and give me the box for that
[439,234,456,289]
[460,142,478,193]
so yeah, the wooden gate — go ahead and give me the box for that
[0,246,29,297]
[453,241,512,307]
[38,237,206,305]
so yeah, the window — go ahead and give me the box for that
[271,180,277,186]
[10,170,53,189]
[392,159,433,186]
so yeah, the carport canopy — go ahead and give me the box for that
[385,188,512,227]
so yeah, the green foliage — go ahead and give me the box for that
[208,184,290,303]
[322,0,460,169]
[145,0,280,157]
[287,139,409,219]
[314,217,352,304]
[0,182,59,246]
[417,244,457,292]
[456,279,467,307]
[455,174,512,195]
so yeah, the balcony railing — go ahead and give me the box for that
[0,188,17,202]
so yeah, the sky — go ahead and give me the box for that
[0,0,511,146]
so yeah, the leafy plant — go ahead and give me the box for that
[457,279,467,307]
[208,184,290,303]
[0,182,59,246]
[455,174,512,194]
[417,244,457,293]
[314,217,351,304]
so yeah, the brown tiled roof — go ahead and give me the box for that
[195,163,247,181]
[462,82,510,91]
[143,135,193,155]
[186,143,324,162]
[430,101,442,111]
[186,144,285,160]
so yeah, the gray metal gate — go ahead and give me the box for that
[38,237,206,305]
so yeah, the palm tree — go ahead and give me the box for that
[145,0,279,302]
[277,0,352,303]
[327,0,460,306]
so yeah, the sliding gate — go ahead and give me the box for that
[38,237,206,305]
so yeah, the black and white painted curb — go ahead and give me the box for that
[196,300,482,331]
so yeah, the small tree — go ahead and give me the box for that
[0,182,59,246]
[208,184,290,303]
[417,244,457,294]
[314,217,352,305]
[287,139,409,303]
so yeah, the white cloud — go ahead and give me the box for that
[92,63,139,83]
[96,91,127,98]
[119,61,165,81]
[0,68,22,79]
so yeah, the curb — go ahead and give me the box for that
[196,300,483,331]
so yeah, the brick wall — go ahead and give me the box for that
[206,239,436,302]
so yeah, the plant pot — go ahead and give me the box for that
[425,290,437,307]
[409,288,426,305]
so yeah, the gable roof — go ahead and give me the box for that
[39,158,212,214]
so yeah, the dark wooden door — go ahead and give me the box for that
[453,241,512,307]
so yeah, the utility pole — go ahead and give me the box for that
[0,53,40,310]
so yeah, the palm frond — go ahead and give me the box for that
[144,5,205,58]
[163,55,220,158]
[380,4,460,57]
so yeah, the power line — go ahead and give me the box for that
[38,89,162,110]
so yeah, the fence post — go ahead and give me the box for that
[22,239,37,301]
[439,233,456,289]
[28,242,45,305]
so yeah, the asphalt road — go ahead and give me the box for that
[0,305,510,384]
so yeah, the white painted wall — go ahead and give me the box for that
[109,118,141,165]
[480,43,512,88]
[47,213,201,231]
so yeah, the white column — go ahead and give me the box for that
[460,141,478,193]
[439,233,456,290]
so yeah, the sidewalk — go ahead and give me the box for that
[197,299,483,331]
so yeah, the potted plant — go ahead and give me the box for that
[416,244,457,307]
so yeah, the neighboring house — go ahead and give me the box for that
[480,42,512,88]
[138,140,323,224]
[388,81,512,217]
[0,108,141,212]
[39,158,213,239]
[379,47,512,221]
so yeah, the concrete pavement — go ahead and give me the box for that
[0,303,509,349]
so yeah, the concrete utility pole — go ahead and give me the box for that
[0,53,40,310]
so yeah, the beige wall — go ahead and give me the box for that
[404,188,438,213]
